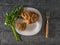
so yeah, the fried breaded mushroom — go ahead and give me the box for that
[21,10,39,24]
[31,12,39,23]
[21,10,31,24]
[21,10,31,20]
[17,22,26,31]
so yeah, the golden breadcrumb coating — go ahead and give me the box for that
[17,22,26,30]
[21,10,39,24]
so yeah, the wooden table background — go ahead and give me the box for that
[0,0,60,45]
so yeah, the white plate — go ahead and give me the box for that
[15,7,42,36]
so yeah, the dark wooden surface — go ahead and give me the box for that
[0,0,60,45]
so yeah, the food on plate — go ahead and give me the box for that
[21,10,31,20]
[21,10,31,24]
[21,10,39,24]
[17,22,26,30]
[16,10,39,31]
[31,12,39,23]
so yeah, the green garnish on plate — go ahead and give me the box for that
[5,6,24,41]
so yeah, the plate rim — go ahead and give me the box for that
[15,7,42,36]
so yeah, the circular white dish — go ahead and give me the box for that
[15,7,42,36]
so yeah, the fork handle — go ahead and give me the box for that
[46,20,48,38]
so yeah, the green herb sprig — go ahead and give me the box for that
[5,6,24,41]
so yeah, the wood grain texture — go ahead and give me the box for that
[46,20,48,38]
[0,0,60,45]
